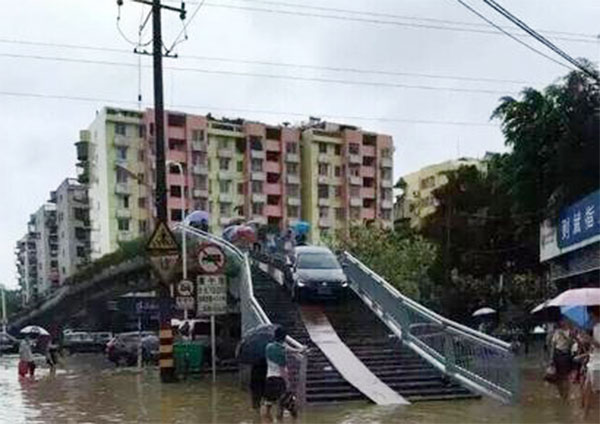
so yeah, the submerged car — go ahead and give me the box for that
[287,246,349,301]
[63,331,98,353]
[106,332,158,366]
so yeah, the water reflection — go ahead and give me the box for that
[0,354,597,423]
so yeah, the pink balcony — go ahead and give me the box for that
[265,184,282,195]
[343,129,362,144]
[167,173,188,186]
[265,204,282,217]
[266,139,281,152]
[362,145,376,157]
[361,208,375,220]
[244,123,265,137]
[361,166,375,178]
[361,187,375,198]
[281,127,300,142]
[264,161,281,173]
[168,149,187,164]
[377,134,393,149]
[166,126,185,140]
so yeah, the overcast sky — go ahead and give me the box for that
[1,0,598,289]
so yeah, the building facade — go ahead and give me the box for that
[77,107,151,259]
[300,119,394,242]
[24,204,59,298]
[52,178,91,284]
[15,234,37,305]
[394,157,484,228]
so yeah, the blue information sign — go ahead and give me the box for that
[557,190,600,248]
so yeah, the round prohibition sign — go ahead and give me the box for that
[197,243,226,274]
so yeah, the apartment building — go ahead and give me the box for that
[15,234,37,305]
[143,111,302,233]
[51,178,91,284]
[300,119,394,242]
[77,107,151,259]
[394,157,485,228]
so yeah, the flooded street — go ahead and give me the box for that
[1,353,597,424]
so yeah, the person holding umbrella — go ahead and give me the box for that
[18,335,35,378]
[582,305,600,417]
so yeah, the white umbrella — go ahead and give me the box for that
[20,325,50,336]
[531,301,550,314]
[170,318,183,327]
[532,325,546,334]
[472,307,497,317]
[548,288,600,307]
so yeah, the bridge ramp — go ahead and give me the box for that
[300,305,409,406]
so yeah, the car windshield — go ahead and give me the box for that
[297,253,340,270]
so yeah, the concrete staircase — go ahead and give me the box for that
[323,292,479,402]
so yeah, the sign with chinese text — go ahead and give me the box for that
[196,275,227,316]
[557,190,600,248]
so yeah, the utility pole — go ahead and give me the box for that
[120,0,186,384]
[1,285,7,334]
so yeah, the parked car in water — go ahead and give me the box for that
[0,333,19,354]
[63,331,98,353]
[106,332,159,366]
[91,331,113,347]
[286,246,349,301]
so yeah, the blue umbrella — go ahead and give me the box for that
[561,305,593,330]
[292,220,310,235]
[237,324,279,365]
[185,210,210,228]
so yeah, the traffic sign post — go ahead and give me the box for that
[175,279,194,312]
[195,243,227,383]
[146,220,180,383]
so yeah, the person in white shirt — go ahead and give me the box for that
[582,305,600,417]
[18,336,35,378]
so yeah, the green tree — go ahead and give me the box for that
[325,225,437,300]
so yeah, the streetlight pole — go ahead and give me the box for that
[167,161,189,320]
[1,285,7,334]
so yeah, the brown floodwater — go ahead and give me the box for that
[1,353,598,424]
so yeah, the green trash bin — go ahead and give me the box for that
[174,341,204,375]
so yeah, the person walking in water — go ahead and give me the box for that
[263,327,289,422]
[18,336,35,378]
[549,318,573,400]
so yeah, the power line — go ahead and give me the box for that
[0,38,535,85]
[0,52,517,95]
[454,0,574,72]
[166,0,599,42]
[198,1,598,44]
[166,0,208,53]
[0,89,498,127]
[482,0,599,82]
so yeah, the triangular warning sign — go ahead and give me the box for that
[147,221,179,252]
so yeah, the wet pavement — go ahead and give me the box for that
[1,353,598,423]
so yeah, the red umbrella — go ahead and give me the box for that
[232,225,256,243]
[548,288,600,307]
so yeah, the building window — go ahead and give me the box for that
[318,163,329,176]
[121,195,130,208]
[287,205,299,217]
[349,143,359,154]
[117,218,129,231]
[381,169,392,181]
[252,203,263,215]
[73,207,87,221]
[116,167,129,183]
[170,185,182,198]
[287,163,298,175]
[170,209,183,222]
[349,166,360,177]
[350,186,360,197]
[334,166,341,177]
[168,114,185,127]
[218,139,229,150]
[318,185,329,199]
[192,129,204,142]
[252,181,263,193]
[334,186,342,197]
[363,156,375,166]
[363,177,374,188]
[138,197,146,209]
[350,207,360,220]
[219,158,230,171]
[287,184,299,197]
[381,210,392,220]
[219,180,231,193]
[138,150,145,162]
[237,160,244,172]
[286,142,298,154]
[237,183,244,195]
[381,148,391,158]
[250,136,263,150]
[251,159,263,172]
[266,127,281,140]
[267,195,280,205]
[220,203,231,216]
[267,173,280,184]
[334,145,341,155]
[319,143,327,154]
[115,123,126,136]
[382,189,392,200]
[116,146,127,160]
[319,207,329,218]
[335,208,345,220]
[139,220,147,233]
[76,246,86,258]
[137,173,145,184]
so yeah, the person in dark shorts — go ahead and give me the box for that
[263,327,297,421]
[550,318,574,400]
[250,359,267,410]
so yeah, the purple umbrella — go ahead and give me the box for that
[185,210,210,227]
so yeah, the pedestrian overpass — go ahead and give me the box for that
[9,224,518,407]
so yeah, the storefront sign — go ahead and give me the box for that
[557,190,600,248]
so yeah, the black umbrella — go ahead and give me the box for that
[237,324,279,365]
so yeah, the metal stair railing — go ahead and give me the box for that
[176,225,307,407]
[342,251,519,404]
